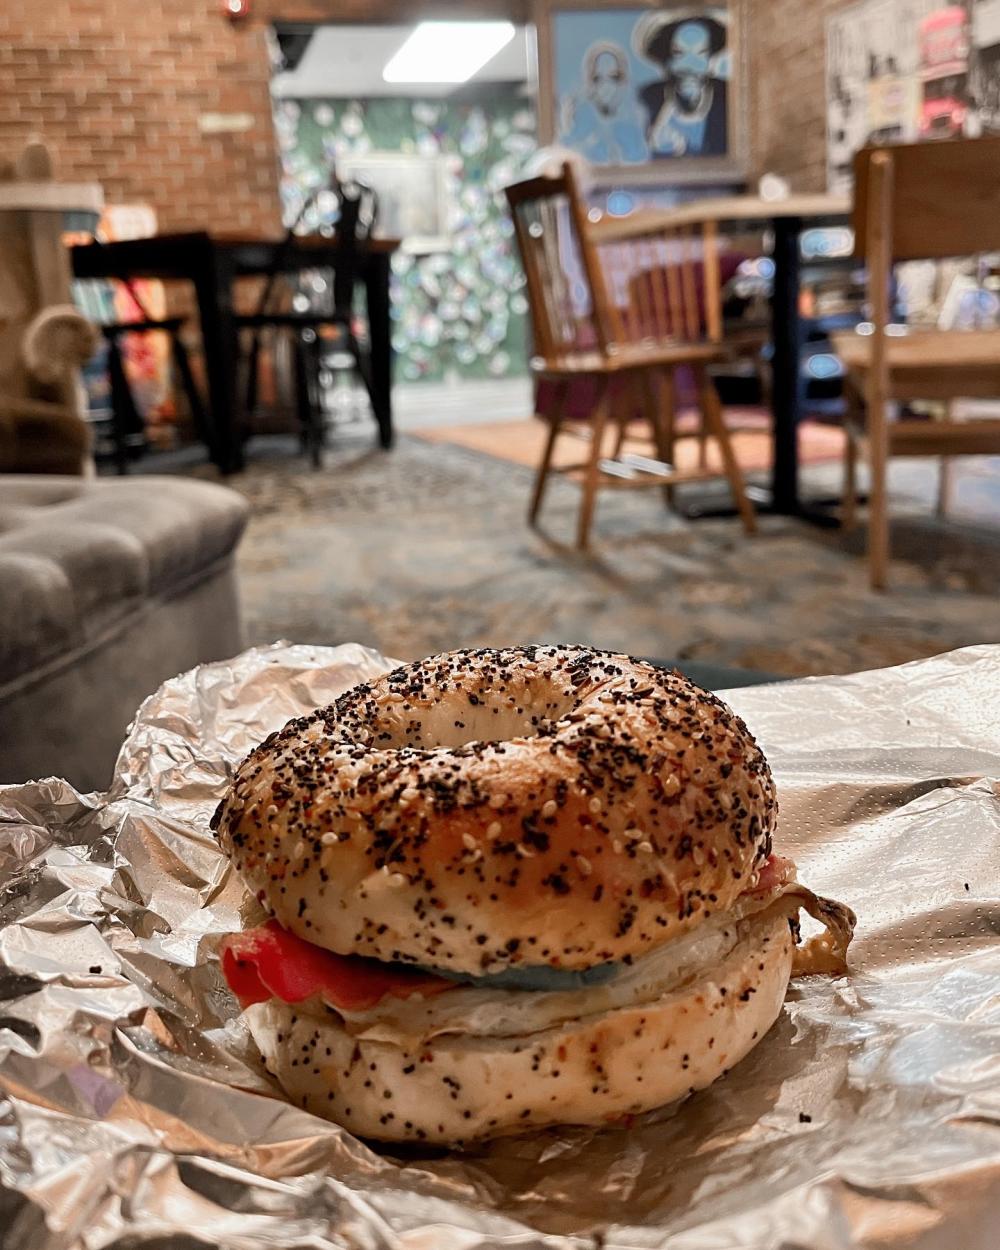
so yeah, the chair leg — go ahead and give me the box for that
[292,333,320,467]
[612,414,628,459]
[657,367,677,509]
[612,374,643,459]
[577,377,612,550]
[842,384,861,531]
[349,331,375,400]
[683,365,709,471]
[348,329,390,449]
[529,380,568,526]
[309,337,327,467]
[170,333,212,453]
[638,368,675,508]
[105,336,143,475]
[244,331,262,417]
[868,401,890,591]
[695,369,709,470]
[937,457,954,519]
[694,365,756,535]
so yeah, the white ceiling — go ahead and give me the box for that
[271,24,531,99]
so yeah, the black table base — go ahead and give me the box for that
[72,232,397,475]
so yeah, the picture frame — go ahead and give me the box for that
[535,0,748,186]
[335,152,451,254]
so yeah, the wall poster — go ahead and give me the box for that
[827,1,1000,191]
[537,2,747,185]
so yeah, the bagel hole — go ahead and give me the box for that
[380,695,575,751]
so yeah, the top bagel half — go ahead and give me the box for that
[212,646,777,975]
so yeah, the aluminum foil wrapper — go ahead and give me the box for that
[3,641,1000,1249]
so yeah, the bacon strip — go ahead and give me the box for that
[787,886,857,977]
[743,854,856,976]
[220,921,454,1011]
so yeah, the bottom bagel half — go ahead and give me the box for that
[242,902,798,1145]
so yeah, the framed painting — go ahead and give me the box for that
[336,152,451,254]
[536,0,747,185]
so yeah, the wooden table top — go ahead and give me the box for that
[73,229,401,253]
[588,193,852,243]
[205,230,401,253]
[71,230,403,281]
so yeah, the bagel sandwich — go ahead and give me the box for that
[212,646,855,1144]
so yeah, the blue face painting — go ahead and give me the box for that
[669,21,713,107]
[588,48,627,113]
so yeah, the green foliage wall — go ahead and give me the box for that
[274,90,537,383]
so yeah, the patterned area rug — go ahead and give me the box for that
[227,434,1000,678]
[412,412,845,476]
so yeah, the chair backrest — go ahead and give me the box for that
[331,176,378,317]
[614,219,722,345]
[849,136,1000,438]
[255,175,378,319]
[853,136,1000,262]
[505,162,617,364]
[505,162,720,366]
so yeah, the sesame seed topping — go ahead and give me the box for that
[211,643,779,982]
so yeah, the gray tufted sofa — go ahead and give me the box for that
[0,475,248,791]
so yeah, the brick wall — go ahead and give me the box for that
[746,0,854,192]
[2,0,848,231]
[0,0,281,235]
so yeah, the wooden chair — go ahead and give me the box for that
[504,162,755,549]
[237,176,378,466]
[832,137,1000,589]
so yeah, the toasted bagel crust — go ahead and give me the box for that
[213,647,777,974]
[245,904,795,1143]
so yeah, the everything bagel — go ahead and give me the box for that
[214,646,778,975]
[214,646,854,1142]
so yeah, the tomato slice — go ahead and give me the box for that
[220,920,454,1011]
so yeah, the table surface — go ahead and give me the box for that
[71,229,401,263]
[180,229,400,253]
[588,193,852,243]
[69,228,401,472]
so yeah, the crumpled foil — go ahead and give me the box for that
[2,641,1000,1250]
